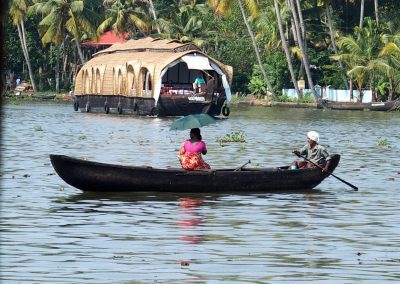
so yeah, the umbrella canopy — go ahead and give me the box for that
[170,114,216,131]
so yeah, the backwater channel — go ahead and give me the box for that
[1,103,400,283]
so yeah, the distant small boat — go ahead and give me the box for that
[324,100,399,111]
[31,94,56,100]
[50,154,341,192]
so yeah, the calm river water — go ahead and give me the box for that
[1,103,400,283]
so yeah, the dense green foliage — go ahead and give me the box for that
[4,0,400,101]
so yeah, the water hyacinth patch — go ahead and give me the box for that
[217,130,246,146]
[376,138,391,148]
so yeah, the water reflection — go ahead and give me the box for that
[178,198,205,244]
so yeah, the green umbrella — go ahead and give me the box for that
[170,114,216,131]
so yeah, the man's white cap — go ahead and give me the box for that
[307,131,319,142]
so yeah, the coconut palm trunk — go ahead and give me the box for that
[295,0,306,53]
[359,0,365,29]
[374,0,379,25]
[238,0,276,99]
[74,38,86,65]
[273,0,301,98]
[325,3,349,89]
[55,45,60,93]
[148,0,161,34]
[292,0,308,80]
[15,20,37,92]
[349,79,354,101]
[288,0,321,104]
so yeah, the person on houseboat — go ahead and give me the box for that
[291,131,331,171]
[178,128,211,170]
[193,72,206,93]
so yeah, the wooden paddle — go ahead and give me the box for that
[234,160,251,171]
[293,152,358,191]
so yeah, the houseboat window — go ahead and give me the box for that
[127,65,135,96]
[84,70,91,94]
[117,69,123,95]
[112,68,116,95]
[144,72,152,97]
[81,72,85,94]
[95,69,101,94]
[140,67,152,97]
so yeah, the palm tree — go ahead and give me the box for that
[30,0,99,92]
[9,0,37,92]
[273,0,301,97]
[211,0,276,99]
[30,0,99,65]
[287,0,320,104]
[97,0,149,37]
[159,2,211,47]
[324,0,349,89]
[332,18,384,102]
[147,0,160,34]
[379,42,400,101]
[237,0,275,98]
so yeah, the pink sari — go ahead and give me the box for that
[178,140,210,170]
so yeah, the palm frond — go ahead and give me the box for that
[97,17,113,35]
[379,42,400,57]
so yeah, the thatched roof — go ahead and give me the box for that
[75,37,233,100]
[93,37,200,56]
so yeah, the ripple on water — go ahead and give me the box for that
[1,104,400,282]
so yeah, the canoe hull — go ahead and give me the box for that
[50,154,340,192]
[31,94,56,100]
[325,100,399,111]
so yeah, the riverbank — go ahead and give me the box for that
[2,91,73,105]
[2,91,320,109]
[230,93,319,108]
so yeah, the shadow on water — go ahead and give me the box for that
[55,188,330,204]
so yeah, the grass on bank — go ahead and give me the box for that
[2,91,73,104]
[229,91,316,105]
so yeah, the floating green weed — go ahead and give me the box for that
[34,126,43,131]
[377,139,390,147]
[217,130,246,146]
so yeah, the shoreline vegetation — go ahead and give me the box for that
[3,91,398,111]
[2,91,74,105]
[2,91,319,109]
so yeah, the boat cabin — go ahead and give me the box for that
[73,37,233,117]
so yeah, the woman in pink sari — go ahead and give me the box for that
[178,128,210,170]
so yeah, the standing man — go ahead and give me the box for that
[193,72,206,93]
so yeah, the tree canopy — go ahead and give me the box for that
[3,0,400,101]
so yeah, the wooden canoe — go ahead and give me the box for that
[325,100,399,111]
[50,154,340,192]
[31,94,56,100]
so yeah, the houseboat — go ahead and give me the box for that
[72,37,233,117]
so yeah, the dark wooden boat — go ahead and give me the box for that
[325,100,399,111]
[369,100,399,111]
[31,94,56,100]
[50,154,340,192]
